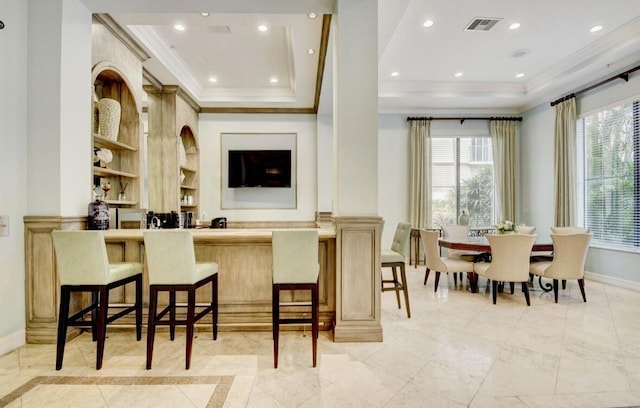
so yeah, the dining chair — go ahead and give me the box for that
[517,225,536,234]
[381,222,412,317]
[52,230,143,370]
[529,233,592,303]
[551,226,590,234]
[420,229,475,293]
[143,230,219,370]
[441,225,477,285]
[272,230,319,368]
[473,234,536,305]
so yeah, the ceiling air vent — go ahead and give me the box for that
[464,17,501,31]
[208,25,231,34]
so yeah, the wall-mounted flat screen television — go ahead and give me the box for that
[228,150,292,188]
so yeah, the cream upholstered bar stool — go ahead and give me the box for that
[420,229,475,292]
[272,230,319,368]
[473,234,536,305]
[52,230,143,370]
[143,230,218,370]
[381,222,412,318]
[530,233,592,302]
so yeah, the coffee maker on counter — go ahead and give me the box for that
[146,211,180,229]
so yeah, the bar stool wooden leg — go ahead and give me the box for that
[91,291,98,342]
[185,288,196,370]
[56,287,71,371]
[391,266,401,308]
[312,283,318,367]
[95,287,109,370]
[146,287,158,370]
[399,263,411,318]
[169,291,176,341]
[272,285,280,368]
[211,275,218,340]
[135,275,143,341]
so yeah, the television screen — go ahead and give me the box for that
[228,150,292,188]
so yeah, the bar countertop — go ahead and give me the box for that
[102,226,337,242]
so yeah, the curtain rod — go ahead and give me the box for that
[406,116,522,124]
[550,64,640,107]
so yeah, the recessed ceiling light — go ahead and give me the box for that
[423,19,434,27]
[515,73,525,78]
[454,72,463,78]
[391,71,399,77]
[308,12,317,19]
[590,25,603,33]
[258,24,268,32]
[509,22,521,30]
[174,24,185,31]
[307,48,315,55]
[270,77,278,84]
[200,13,209,17]
[209,76,217,83]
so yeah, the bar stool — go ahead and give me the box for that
[143,230,218,370]
[381,222,412,318]
[272,230,319,368]
[52,230,143,370]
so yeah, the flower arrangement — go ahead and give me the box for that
[495,220,517,234]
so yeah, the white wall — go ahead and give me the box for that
[521,68,640,282]
[198,113,318,223]
[0,0,28,353]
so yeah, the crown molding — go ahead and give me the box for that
[93,14,150,62]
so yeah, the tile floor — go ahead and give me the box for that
[1,267,640,407]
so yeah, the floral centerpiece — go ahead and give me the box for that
[495,220,517,234]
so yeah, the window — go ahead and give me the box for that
[431,136,494,227]
[578,99,640,250]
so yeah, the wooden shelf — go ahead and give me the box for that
[93,166,138,178]
[180,204,198,208]
[104,199,138,206]
[93,134,138,151]
[180,165,197,173]
[180,184,197,190]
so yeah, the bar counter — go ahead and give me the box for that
[24,218,337,343]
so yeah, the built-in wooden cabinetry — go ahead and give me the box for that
[145,85,200,217]
[92,67,141,207]
[179,126,199,216]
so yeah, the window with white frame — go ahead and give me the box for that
[577,99,640,250]
[431,136,494,227]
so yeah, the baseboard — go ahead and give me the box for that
[585,271,640,292]
[0,329,25,357]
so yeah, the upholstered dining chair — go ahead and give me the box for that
[381,222,412,318]
[517,225,536,234]
[420,229,475,293]
[143,230,218,370]
[441,225,476,285]
[473,234,536,305]
[272,229,319,368]
[52,230,143,370]
[551,226,590,234]
[529,233,592,303]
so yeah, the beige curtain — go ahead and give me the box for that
[410,119,432,228]
[490,120,518,223]
[553,98,577,227]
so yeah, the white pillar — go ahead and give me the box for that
[26,0,92,216]
[332,0,384,342]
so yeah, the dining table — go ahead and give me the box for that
[438,236,554,293]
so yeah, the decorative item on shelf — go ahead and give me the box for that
[179,137,187,167]
[101,181,111,200]
[88,197,109,230]
[92,90,100,134]
[118,181,128,202]
[180,170,186,184]
[93,148,113,168]
[495,220,517,234]
[458,209,470,226]
[98,97,121,141]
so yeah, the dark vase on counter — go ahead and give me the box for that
[88,199,109,230]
